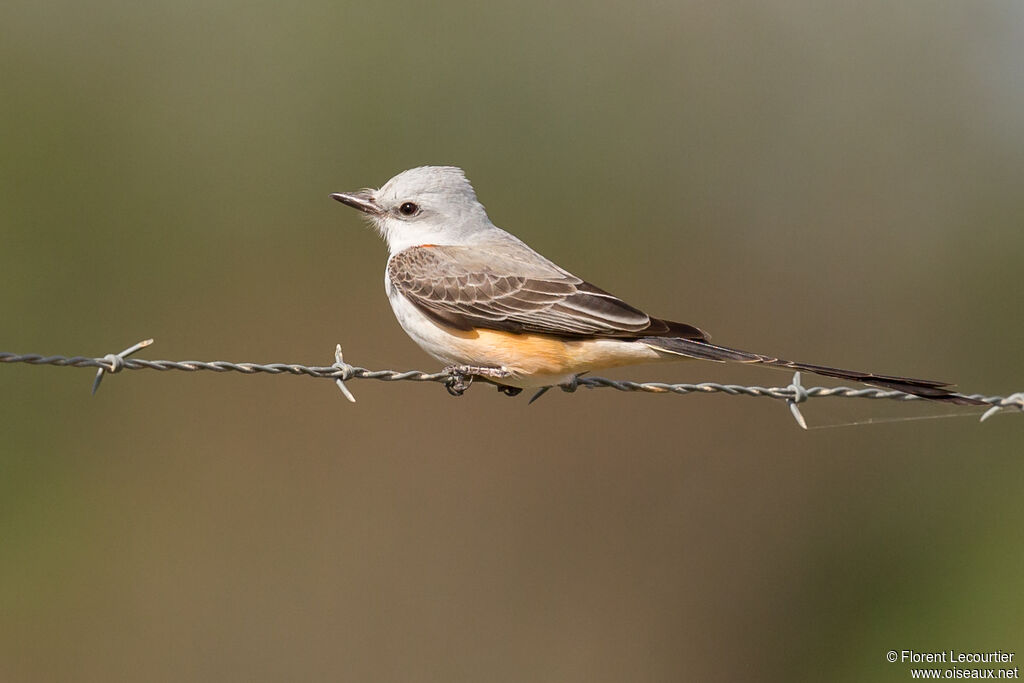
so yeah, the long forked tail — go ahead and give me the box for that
[641,337,983,406]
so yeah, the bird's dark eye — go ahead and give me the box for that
[398,202,419,216]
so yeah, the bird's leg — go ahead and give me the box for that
[442,365,511,397]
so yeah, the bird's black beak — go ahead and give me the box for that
[330,190,382,216]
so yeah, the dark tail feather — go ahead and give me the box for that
[641,337,983,406]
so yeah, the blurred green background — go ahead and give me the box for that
[2,1,1022,681]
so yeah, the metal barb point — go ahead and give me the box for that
[979,391,1024,423]
[332,344,356,403]
[91,338,154,395]
[528,386,552,404]
[530,374,585,405]
[786,372,809,430]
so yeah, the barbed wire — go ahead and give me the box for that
[2,338,1021,429]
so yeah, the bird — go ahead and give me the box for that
[331,166,979,405]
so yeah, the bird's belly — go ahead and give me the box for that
[386,288,664,387]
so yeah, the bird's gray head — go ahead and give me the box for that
[331,166,493,254]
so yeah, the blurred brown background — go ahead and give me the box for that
[1,1,1022,681]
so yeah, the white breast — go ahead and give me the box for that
[384,270,468,366]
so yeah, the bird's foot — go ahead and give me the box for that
[497,385,522,397]
[442,365,511,397]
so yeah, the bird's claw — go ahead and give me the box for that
[442,365,511,397]
[444,368,473,396]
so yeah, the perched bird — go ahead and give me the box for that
[332,166,978,404]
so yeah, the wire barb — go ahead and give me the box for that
[786,372,809,430]
[2,339,1021,427]
[332,345,356,403]
[979,392,1024,423]
[91,338,154,395]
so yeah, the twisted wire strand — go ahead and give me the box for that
[2,341,1021,427]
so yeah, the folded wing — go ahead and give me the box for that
[387,245,707,340]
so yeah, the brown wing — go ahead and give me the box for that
[387,245,706,340]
